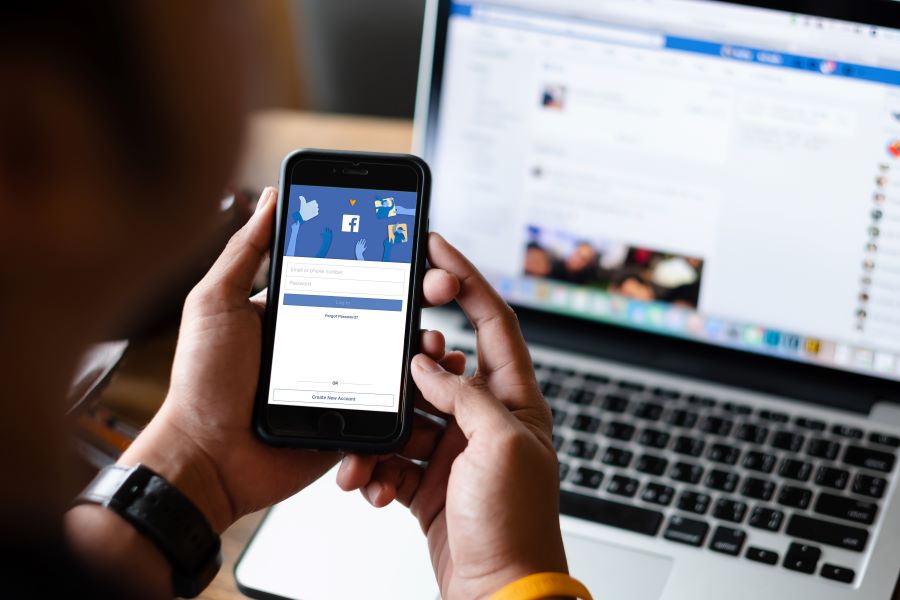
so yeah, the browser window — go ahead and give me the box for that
[429,0,900,380]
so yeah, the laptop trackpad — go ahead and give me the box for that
[564,533,673,600]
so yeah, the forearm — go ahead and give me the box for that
[65,504,174,599]
[65,414,233,598]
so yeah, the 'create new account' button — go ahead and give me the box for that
[283,293,402,312]
[272,389,394,407]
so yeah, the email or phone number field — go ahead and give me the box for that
[284,262,406,298]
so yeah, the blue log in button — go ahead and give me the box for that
[283,293,402,312]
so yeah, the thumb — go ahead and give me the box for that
[411,354,517,440]
[191,187,276,308]
[299,195,308,206]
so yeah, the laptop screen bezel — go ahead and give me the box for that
[416,0,900,412]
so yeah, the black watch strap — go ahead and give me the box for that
[75,464,222,598]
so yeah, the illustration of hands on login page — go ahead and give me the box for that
[285,185,416,263]
[268,185,417,413]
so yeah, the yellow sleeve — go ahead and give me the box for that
[489,572,593,600]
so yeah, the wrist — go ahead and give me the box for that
[120,413,234,533]
[474,551,569,599]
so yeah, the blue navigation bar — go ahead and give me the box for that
[665,36,900,87]
[284,294,403,312]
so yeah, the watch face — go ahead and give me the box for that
[77,464,222,595]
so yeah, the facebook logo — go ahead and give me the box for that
[341,214,361,233]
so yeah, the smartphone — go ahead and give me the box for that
[253,149,430,452]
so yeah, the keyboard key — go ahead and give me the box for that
[795,417,826,432]
[571,413,601,433]
[721,402,752,416]
[709,525,746,556]
[671,461,704,484]
[699,416,733,436]
[617,380,645,392]
[636,454,668,476]
[783,542,821,574]
[843,445,895,472]
[713,498,747,523]
[742,450,776,473]
[868,431,900,448]
[820,564,855,584]
[606,421,636,442]
[777,485,812,509]
[601,394,629,413]
[551,366,576,377]
[786,514,868,552]
[735,423,768,444]
[567,439,598,460]
[584,373,610,384]
[831,424,863,440]
[651,386,680,399]
[560,491,663,536]
[770,431,805,452]
[602,446,633,468]
[551,407,567,426]
[853,473,887,499]
[708,443,740,465]
[748,506,784,531]
[667,409,699,428]
[568,389,596,406]
[664,515,709,547]
[814,466,849,490]
[741,477,775,501]
[558,462,570,481]
[641,482,675,506]
[638,428,669,449]
[541,381,563,398]
[745,546,779,565]
[706,469,739,493]
[686,394,716,408]
[634,401,664,421]
[552,434,564,452]
[673,435,705,457]
[571,467,603,489]
[806,438,841,461]
[607,474,639,498]
[779,458,812,482]
[678,490,711,514]
[757,409,788,423]
[814,492,878,525]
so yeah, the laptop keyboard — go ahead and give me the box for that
[450,346,899,586]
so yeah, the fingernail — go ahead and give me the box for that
[413,354,443,373]
[366,481,383,504]
[256,187,276,213]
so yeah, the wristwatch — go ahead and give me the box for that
[75,464,223,598]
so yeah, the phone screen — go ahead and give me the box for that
[265,182,419,416]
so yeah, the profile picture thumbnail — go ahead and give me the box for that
[541,84,567,110]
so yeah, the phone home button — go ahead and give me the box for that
[317,411,345,436]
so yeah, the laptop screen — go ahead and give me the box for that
[425,0,900,382]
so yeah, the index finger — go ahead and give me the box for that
[426,233,538,404]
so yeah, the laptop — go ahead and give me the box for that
[235,1,900,598]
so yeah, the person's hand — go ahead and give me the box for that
[338,233,567,599]
[120,188,461,533]
[355,238,368,260]
[298,194,319,222]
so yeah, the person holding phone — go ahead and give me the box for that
[2,3,588,599]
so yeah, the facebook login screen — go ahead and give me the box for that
[266,185,417,413]
[429,0,900,380]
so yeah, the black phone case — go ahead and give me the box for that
[252,149,430,453]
